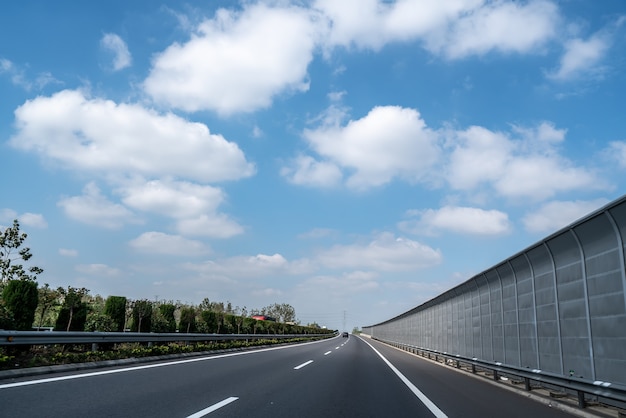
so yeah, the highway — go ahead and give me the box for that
[0,335,576,417]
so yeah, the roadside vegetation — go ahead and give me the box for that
[0,220,334,370]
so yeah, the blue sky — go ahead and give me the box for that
[1,0,625,331]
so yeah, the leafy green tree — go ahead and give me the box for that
[261,303,296,323]
[131,299,152,332]
[179,307,197,333]
[0,297,14,329]
[159,303,177,332]
[2,280,38,330]
[200,310,218,333]
[55,287,89,331]
[104,296,127,332]
[35,283,60,329]
[85,311,116,332]
[0,219,43,283]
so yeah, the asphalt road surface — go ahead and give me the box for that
[0,335,576,417]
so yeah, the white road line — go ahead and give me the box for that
[324,351,332,356]
[294,360,313,370]
[186,397,238,417]
[361,338,448,418]
[0,337,333,390]
[335,347,340,349]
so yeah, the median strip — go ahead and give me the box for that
[186,397,238,417]
[294,360,313,370]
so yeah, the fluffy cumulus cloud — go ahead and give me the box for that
[522,199,610,233]
[100,33,132,71]
[549,31,610,81]
[0,209,47,228]
[445,122,605,200]
[316,233,442,272]
[316,0,558,58]
[18,212,48,229]
[399,206,511,236]
[58,183,138,229]
[117,179,243,238]
[280,155,343,188]
[129,232,209,256]
[9,89,255,182]
[426,0,559,59]
[144,3,321,114]
[297,106,439,190]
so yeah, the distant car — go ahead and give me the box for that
[342,332,349,337]
[251,315,276,322]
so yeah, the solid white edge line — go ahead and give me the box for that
[185,397,238,418]
[0,335,340,390]
[294,360,313,370]
[360,337,448,418]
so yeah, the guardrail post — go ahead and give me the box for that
[493,370,499,381]
[524,377,531,391]
[471,364,476,374]
[577,391,586,409]
[91,343,98,351]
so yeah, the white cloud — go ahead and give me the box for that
[59,248,79,257]
[0,58,60,90]
[296,271,379,297]
[428,0,559,59]
[75,263,120,276]
[119,179,224,219]
[10,89,255,182]
[183,253,313,279]
[549,32,610,81]
[144,3,321,114]
[0,209,47,228]
[316,0,558,58]
[399,206,511,236]
[301,106,439,190]
[522,199,610,233]
[19,213,48,228]
[129,232,210,256]
[281,155,342,188]
[100,33,132,71]
[58,183,138,229]
[445,123,605,200]
[176,214,244,239]
[607,141,626,169]
[316,233,442,272]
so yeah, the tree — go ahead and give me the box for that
[55,287,89,331]
[0,219,43,283]
[104,296,127,332]
[2,279,38,330]
[131,300,153,332]
[261,303,296,323]
[35,283,60,329]
[157,303,177,332]
[179,307,197,333]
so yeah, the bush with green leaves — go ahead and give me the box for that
[2,279,38,330]
[104,296,127,332]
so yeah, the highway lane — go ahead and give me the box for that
[0,335,576,417]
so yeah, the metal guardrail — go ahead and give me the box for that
[0,330,333,347]
[372,336,626,411]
